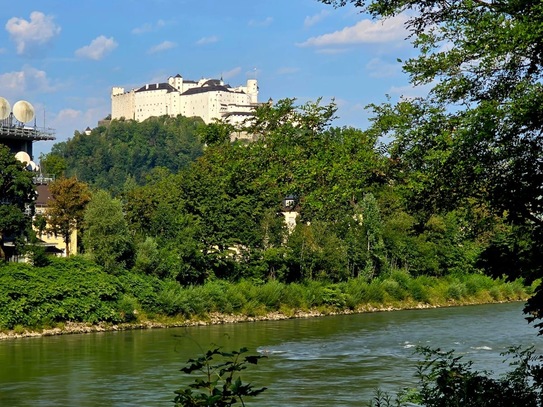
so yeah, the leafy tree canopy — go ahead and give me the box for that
[83,190,134,273]
[321,0,543,227]
[180,99,388,248]
[39,153,66,179]
[0,145,36,259]
[319,0,543,328]
[45,115,204,194]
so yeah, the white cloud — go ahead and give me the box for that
[0,48,6,54]
[248,17,273,27]
[148,40,176,54]
[277,67,300,75]
[304,10,330,28]
[222,67,242,80]
[75,36,118,60]
[46,105,109,147]
[5,11,61,56]
[132,23,153,35]
[196,36,218,45]
[298,14,408,47]
[56,108,81,121]
[132,19,167,34]
[316,48,349,55]
[366,58,401,78]
[47,108,84,146]
[0,66,56,98]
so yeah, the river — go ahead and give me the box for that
[0,302,541,406]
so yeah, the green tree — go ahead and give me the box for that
[39,153,66,179]
[0,145,36,260]
[244,99,388,223]
[83,190,134,272]
[197,120,234,146]
[321,0,543,235]
[32,213,47,238]
[123,168,185,237]
[286,221,349,282]
[46,177,91,256]
[319,0,543,327]
[133,237,160,275]
[360,193,386,278]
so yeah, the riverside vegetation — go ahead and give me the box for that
[0,256,534,335]
[0,99,540,336]
[2,96,538,336]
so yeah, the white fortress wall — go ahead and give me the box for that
[111,74,259,124]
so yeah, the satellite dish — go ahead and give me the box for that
[0,97,10,120]
[13,100,35,123]
[15,151,31,164]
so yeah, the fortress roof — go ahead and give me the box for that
[181,84,235,96]
[135,83,177,93]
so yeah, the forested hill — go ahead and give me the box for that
[46,115,205,194]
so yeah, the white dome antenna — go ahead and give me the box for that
[15,151,31,164]
[0,97,10,120]
[13,100,35,123]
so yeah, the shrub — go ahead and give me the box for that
[321,286,348,308]
[0,258,123,329]
[464,273,495,295]
[500,283,515,301]
[345,277,370,305]
[370,346,543,407]
[224,285,248,312]
[304,280,326,307]
[382,279,408,301]
[200,280,231,313]
[407,346,543,407]
[117,295,139,322]
[256,280,285,309]
[282,283,307,309]
[447,282,467,300]
[366,280,385,303]
[408,279,430,303]
[173,347,266,407]
[156,282,194,317]
[489,286,503,301]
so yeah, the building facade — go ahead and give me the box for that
[34,183,74,258]
[111,74,259,126]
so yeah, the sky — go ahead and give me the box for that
[0,0,423,158]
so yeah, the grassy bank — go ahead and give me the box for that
[0,257,536,338]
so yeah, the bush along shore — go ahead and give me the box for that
[0,257,536,340]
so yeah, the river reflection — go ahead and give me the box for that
[0,302,540,406]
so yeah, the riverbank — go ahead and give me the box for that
[0,296,530,341]
[1,260,536,340]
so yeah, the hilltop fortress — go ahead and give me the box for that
[111,74,259,125]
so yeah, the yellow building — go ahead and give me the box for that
[34,183,77,257]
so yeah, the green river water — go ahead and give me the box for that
[0,302,541,406]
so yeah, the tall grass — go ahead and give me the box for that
[149,271,532,323]
[0,258,534,331]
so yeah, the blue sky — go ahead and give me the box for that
[0,0,422,158]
